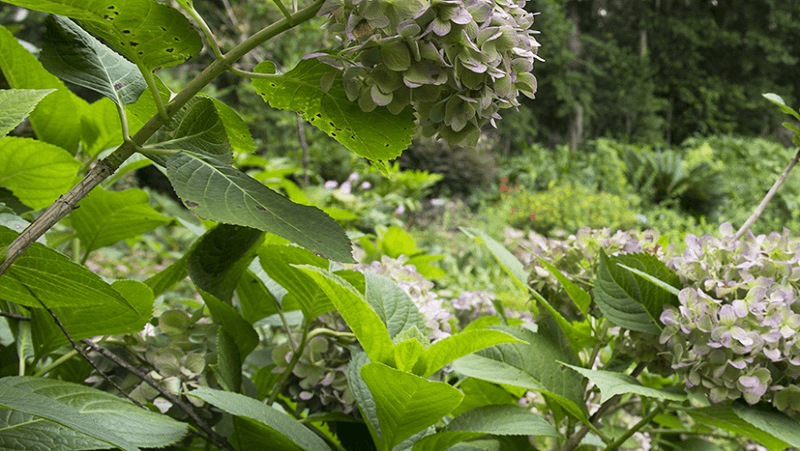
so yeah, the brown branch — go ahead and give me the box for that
[734,148,800,241]
[82,339,234,451]
[0,0,325,277]
[0,311,30,321]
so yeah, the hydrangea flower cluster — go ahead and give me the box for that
[271,329,356,414]
[317,0,541,145]
[659,224,800,415]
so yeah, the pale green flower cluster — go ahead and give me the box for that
[660,224,800,415]
[317,0,540,145]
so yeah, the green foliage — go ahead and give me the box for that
[497,182,638,236]
[0,88,54,137]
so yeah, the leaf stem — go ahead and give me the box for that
[140,68,169,122]
[604,401,667,451]
[272,0,295,24]
[34,348,80,377]
[180,3,224,59]
[0,0,326,276]
[268,321,311,405]
[733,147,800,240]
[227,66,282,79]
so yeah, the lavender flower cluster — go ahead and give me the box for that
[317,0,541,145]
[659,224,800,415]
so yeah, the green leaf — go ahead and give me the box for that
[295,266,394,364]
[732,402,800,449]
[198,289,259,359]
[364,272,428,339]
[236,270,279,323]
[0,225,138,313]
[207,96,255,154]
[0,88,55,137]
[258,244,333,318]
[188,386,330,451]
[148,97,232,164]
[211,328,243,392]
[687,403,789,451]
[392,338,427,373]
[412,405,558,451]
[0,376,187,449]
[561,363,686,403]
[167,152,353,262]
[0,137,80,209]
[452,378,517,417]
[144,253,188,298]
[4,0,202,71]
[188,224,262,302]
[81,98,123,157]
[70,188,170,254]
[31,279,154,355]
[414,329,524,378]
[346,350,382,439]
[0,25,88,153]
[593,250,680,334]
[41,15,146,108]
[764,93,800,122]
[253,59,415,166]
[452,326,587,421]
[461,227,528,290]
[361,361,463,450]
[533,255,591,317]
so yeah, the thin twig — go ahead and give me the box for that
[0,311,30,321]
[734,148,800,240]
[268,321,310,405]
[82,339,235,451]
[604,401,667,451]
[17,279,143,408]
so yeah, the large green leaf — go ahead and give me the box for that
[414,329,524,378]
[412,405,558,451]
[364,271,428,339]
[0,25,88,153]
[188,386,330,451]
[0,225,138,313]
[41,15,146,108]
[31,280,154,355]
[361,362,463,450]
[562,364,686,403]
[0,376,187,449]
[452,326,587,421]
[295,266,394,364]
[70,188,170,254]
[253,59,415,166]
[258,244,332,318]
[4,0,202,71]
[593,250,679,334]
[211,327,243,393]
[452,378,518,417]
[533,255,591,317]
[0,384,138,451]
[198,290,259,359]
[687,403,789,451]
[207,96,255,155]
[0,88,55,137]
[144,253,188,298]
[81,98,123,157]
[188,224,263,302]
[167,152,353,262]
[147,97,232,166]
[235,270,279,323]
[732,402,800,449]
[0,137,80,209]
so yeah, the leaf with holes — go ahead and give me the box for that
[0,376,188,450]
[253,59,415,166]
[70,188,170,254]
[41,15,146,108]
[166,152,353,262]
[3,0,202,71]
[0,137,80,209]
[0,25,88,153]
[0,88,55,137]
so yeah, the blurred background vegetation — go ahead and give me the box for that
[2,0,800,286]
